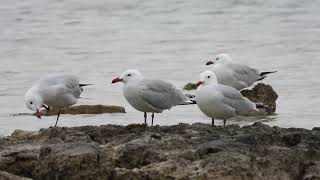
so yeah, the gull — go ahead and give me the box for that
[196,71,259,126]
[112,69,192,126]
[206,53,276,90]
[25,74,90,127]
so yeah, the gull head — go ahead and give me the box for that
[206,53,232,66]
[112,69,143,84]
[25,88,44,119]
[197,71,217,87]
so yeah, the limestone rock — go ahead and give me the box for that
[39,105,126,116]
[0,123,319,179]
[240,83,278,113]
[0,171,32,180]
[10,105,126,118]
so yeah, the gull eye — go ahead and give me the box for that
[30,101,33,105]
[216,57,219,60]
[207,76,211,78]
[127,74,131,77]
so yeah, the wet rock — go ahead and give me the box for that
[0,171,32,180]
[240,83,278,113]
[39,104,126,116]
[0,123,319,179]
[14,105,126,118]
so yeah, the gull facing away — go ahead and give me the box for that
[25,74,90,127]
[112,69,192,126]
[196,71,259,126]
[206,53,276,90]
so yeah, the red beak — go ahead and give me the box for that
[196,81,204,87]
[35,109,42,119]
[206,60,214,66]
[111,77,123,84]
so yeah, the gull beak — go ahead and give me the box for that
[111,77,123,84]
[35,108,42,119]
[206,60,214,66]
[196,81,204,87]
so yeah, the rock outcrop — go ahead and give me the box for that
[38,105,126,116]
[240,83,278,114]
[13,105,126,117]
[0,123,319,180]
[0,171,32,180]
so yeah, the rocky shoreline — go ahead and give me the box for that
[1,83,311,180]
[0,123,320,180]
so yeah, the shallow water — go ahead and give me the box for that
[0,0,319,135]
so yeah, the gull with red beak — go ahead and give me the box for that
[206,53,276,90]
[25,74,90,127]
[112,69,191,126]
[196,71,258,126]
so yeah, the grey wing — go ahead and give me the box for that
[228,63,260,85]
[139,79,187,110]
[217,85,255,114]
[64,80,82,98]
[38,74,82,98]
[38,74,79,86]
[39,84,79,107]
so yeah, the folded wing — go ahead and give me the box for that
[139,79,187,110]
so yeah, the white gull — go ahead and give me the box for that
[206,53,276,90]
[196,71,258,126]
[25,74,90,126]
[112,69,191,126]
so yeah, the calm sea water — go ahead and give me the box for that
[0,0,319,135]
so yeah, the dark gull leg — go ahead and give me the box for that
[223,119,226,127]
[151,113,154,126]
[211,118,215,126]
[54,110,61,127]
[144,112,147,125]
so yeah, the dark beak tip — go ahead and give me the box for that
[111,78,118,84]
[206,61,214,66]
[112,77,122,84]
[196,81,203,88]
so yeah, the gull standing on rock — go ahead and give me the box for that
[112,69,191,126]
[25,74,90,127]
[206,53,276,90]
[196,71,259,126]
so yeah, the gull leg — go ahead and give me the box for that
[223,119,226,127]
[54,110,61,127]
[211,118,215,126]
[151,113,155,126]
[144,112,147,125]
